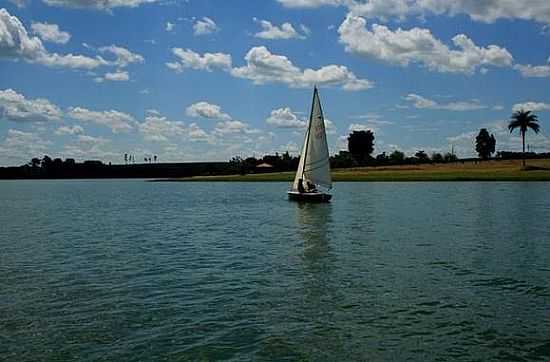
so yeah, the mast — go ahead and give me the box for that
[302,86,317,177]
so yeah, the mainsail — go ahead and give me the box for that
[292,87,332,191]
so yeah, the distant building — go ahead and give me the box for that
[255,162,274,173]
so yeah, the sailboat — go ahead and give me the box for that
[288,87,332,202]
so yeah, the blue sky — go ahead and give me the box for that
[1,0,550,166]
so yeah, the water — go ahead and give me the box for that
[1,181,550,361]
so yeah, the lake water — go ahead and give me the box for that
[1,180,550,361]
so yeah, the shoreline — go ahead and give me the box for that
[152,159,550,182]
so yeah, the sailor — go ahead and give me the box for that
[298,178,306,193]
[306,181,317,193]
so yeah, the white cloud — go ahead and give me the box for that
[31,22,71,44]
[98,45,144,67]
[61,134,117,162]
[139,114,187,142]
[0,9,108,69]
[193,17,218,36]
[514,64,550,78]
[266,107,306,128]
[8,0,29,7]
[0,129,52,165]
[167,46,372,91]
[417,1,550,25]
[349,123,377,132]
[230,46,373,90]
[165,21,175,32]
[0,88,63,122]
[139,111,214,143]
[214,120,248,134]
[67,107,136,133]
[42,0,159,11]
[277,0,342,8]
[166,48,232,72]
[404,94,486,111]
[253,18,308,40]
[187,122,212,142]
[186,101,231,121]
[512,102,550,112]
[338,15,513,74]
[104,70,130,81]
[278,0,550,25]
[55,125,84,135]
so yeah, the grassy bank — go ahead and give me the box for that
[154,159,550,182]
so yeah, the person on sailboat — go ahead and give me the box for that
[306,181,317,193]
[298,178,306,193]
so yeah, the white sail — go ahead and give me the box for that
[292,87,332,191]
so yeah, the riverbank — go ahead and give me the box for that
[154,159,550,182]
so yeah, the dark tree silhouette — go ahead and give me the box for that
[389,150,405,164]
[347,130,374,165]
[30,158,41,168]
[475,128,496,160]
[415,150,429,163]
[431,152,443,163]
[41,155,53,169]
[444,152,458,162]
[508,110,541,167]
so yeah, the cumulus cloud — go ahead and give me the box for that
[8,0,29,7]
[166,48,232,72]
[166,46,372,91]
[55,125,84,135]
[139,111,214,143]
[42,0,159,11]
[193,17,218,36]
[514,64,550,78]
[139,113,188,142]
[0,9,108,69]
[165,22,175,32]
[266,107,306,128]
[31,22,71,44]
[98,45,144,67]
[0,129,52,165]
[338,15,513,74]
[277,0,342,8]
[214,120,249,134]
[512,102,550,112]
[67,107,136,133]
[186,101,231,121]
[230,46,373,90]
[0,88,63,122]
[349,123,377,132]
[278,0,550,25]
[404,94,486,111]
[94,70,130,82]
[253,18,308,40]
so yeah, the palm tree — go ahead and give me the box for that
[508,110,541,167]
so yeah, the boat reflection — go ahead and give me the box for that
[296,202,332,263]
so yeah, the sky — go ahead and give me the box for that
[1,0,550,166]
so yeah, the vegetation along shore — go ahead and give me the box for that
[156,159,550,182]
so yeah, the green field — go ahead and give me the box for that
[156,159,550,182]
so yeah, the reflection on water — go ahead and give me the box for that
[297,202,332,266]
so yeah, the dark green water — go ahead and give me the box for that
[1,181,550,361]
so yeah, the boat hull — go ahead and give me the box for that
[287,191,332,203]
